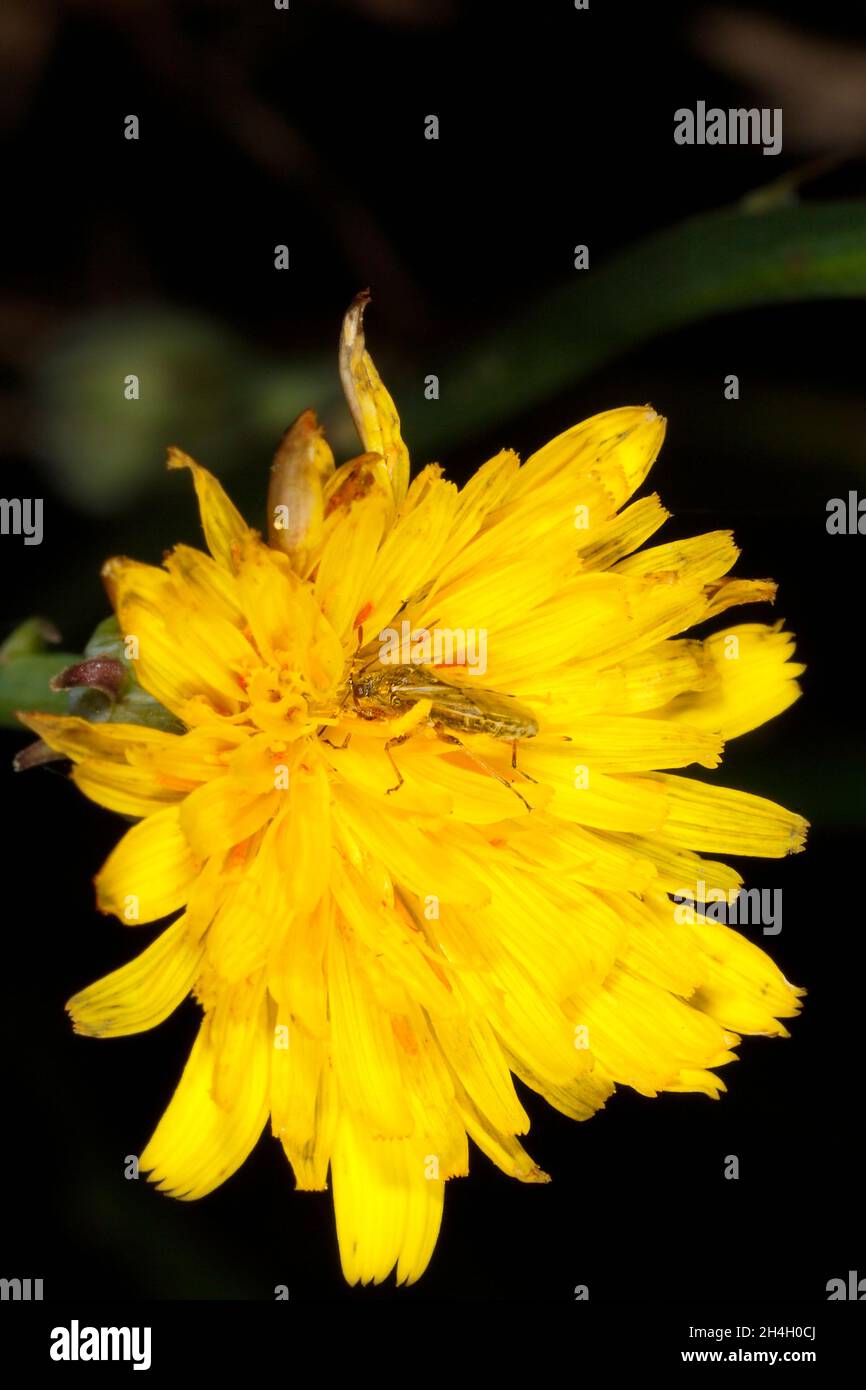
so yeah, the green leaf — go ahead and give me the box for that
[0,652,81,725]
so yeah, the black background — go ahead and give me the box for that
[1,0,864,1303]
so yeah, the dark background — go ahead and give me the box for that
[1,0,864,1301]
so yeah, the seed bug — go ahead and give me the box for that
[348,663,538,810]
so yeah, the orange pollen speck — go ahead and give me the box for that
[155,773,201,792]
[391,1016,420,1054]
[226,839,251,869]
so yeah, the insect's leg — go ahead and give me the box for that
[380,703,430,794]
[384,732,413,795]
[322,732,351,750]
[380,701,430,790]
[511,737,539,783]
[316,711,347,738]
[435,726,532,813]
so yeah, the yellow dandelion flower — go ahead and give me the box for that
[22,296,806,1287]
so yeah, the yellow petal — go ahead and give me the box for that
[690,915,803,1035]
[179,777,279,859]
[167,448,251,571]
[270,1011,335,1191]
[330,1109,444,1285]
[95,805,200,923]
[140,990,270,1199]
[513,405,665,506]
[18,713,190,816]
[72,761,187,817]
[339,291,410,506]
[668,622,804,739]
[654,774,808,857]
[327,920,414,1137]
[103,556,247,720]
[454,1082,549,1184]
[67,915,203,1036]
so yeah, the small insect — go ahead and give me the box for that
[347,663,538,810]
[352,664,537,740]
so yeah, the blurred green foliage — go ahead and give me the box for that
[34,309,335,514]
[29,201,866,523]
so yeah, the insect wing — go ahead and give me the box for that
[426,682,537,739]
